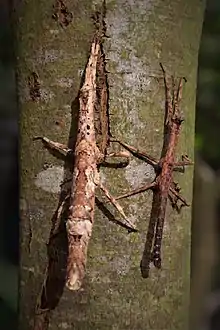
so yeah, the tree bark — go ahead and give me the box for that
[17,0,205,329]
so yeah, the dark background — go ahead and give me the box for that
[0,0,19,329]
[0,0,219,329]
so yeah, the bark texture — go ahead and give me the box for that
[17,0,205,329]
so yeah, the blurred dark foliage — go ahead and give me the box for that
[194,1,220,330]
[0,0,19,262]
[196,0,220,171]
[0,297,17,329]
[0,0,19,329]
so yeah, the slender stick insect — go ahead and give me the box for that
[34,6,136,292]
[112,64,193,277]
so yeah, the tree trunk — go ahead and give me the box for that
[17,0,205,329]
[190,156,217,330]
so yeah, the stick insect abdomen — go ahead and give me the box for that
[65,42,101,290]
[66,141,98,290]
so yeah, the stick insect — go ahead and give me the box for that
[112,64,193,277]
[34,6,136,292]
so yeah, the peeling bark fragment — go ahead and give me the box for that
[94,45,111,157]
[52,0,73,28]
[28,72,41,101]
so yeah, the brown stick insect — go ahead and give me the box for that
[111,63,193,277]
[34,6,136,292]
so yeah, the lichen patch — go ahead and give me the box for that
[110,255,132,276]
[40,88,55,103]
[36,48,64,64]
[59,322,71,329]
[125,159,155,189]
[55,77,74,88]
[35,166,64,193]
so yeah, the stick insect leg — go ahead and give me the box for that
[176,76,186,105]
[173,155,194,172]
[168,182,182,211]
[168,194,186,213]
[172,75,186,123]
[33,136,72,157]
[110,138,158,168]
[102,150,131,168]
[169,186,189,207]
[107,150,130,159]
[160,63,173,125]
[97,181,137,231]
[114,182,156,201]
